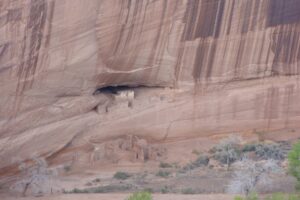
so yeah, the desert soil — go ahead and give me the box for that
[0,193,235,200]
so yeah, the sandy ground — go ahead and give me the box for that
[1,194,235,200]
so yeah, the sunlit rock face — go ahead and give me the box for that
[0,0,300,172]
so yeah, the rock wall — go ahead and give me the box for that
[0,0,300,171]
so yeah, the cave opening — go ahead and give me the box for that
[93,84,164,96]
[93,85,136,95]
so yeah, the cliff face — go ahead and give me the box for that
[0,0,300,172]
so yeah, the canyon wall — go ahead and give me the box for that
[0,0,300,171]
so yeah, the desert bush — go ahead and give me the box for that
[161,186,169,194]
[288,141,300,190]
[143,188,154,193]
[213,136,241,169]
[181,155,209,172]
[194,155,209,167]
[126,191,152,200]
[159,162,172,168]
[242,144,257,152]
[156,170,170,178]
[255,143,284,160]
[68,184,132,193]
[192,149,201,155]
[92,178,101,183]
[181,188,196,194]
[181,163,195,172]
[113,172,131,180]
[227,159,282,195]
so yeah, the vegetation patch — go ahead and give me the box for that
[181,188,197,194]
[156,170,170,178]
[212,136,241,169]
[255,143,285,160]
[67,184,132,193]
[126,191,152,200]
[288,140,300,190]
[234,193,300,200]
[159,162,173,168]
[113,172,131,180]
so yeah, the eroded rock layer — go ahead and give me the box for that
[0,0,300,173]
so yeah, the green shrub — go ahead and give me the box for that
[265,193,285,200]
[246,192,259,200]
[242,144,257,152]
[181,188,196,194]
[71,188,89,193]
[113,172,131,180]
[156,170,170,178]
[161,186,169,194]
[287,194,300,200]
[143,188,153,193]
[234,196,244,200]
[288,141,300,190]
[68,184,132,193]
[127,191,152,200]
[159,162,172,168]
[193,155,209,167]
[181,155,209,173]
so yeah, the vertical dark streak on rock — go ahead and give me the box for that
[284,84,294,128]
[206,41,217,78]
[241,0,252,34]
[192,41,205,82]
[0,43,9,61]
[234,38,245,77]
[265,87,279,129]
[226,0,234,35]
[182,0,199,41]
[254,93,263,119]
[112,0,131,55]
[271,26,300,75]
[214,0,225,37]
[182,0,225,83]
[7,8,23,22]
[267,0,300,27]
[155,0,174,82]
[147,0,167,70]
[232,96,238,119]
[250,0,260,31]
[14,0,48,116]
[45,0,55,47]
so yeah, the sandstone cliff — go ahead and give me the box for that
[0,0,300,178]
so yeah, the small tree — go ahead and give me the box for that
[227,159,282,195]
[213,136,241,170]
[288,141,300,190]
[10,157,57,196]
